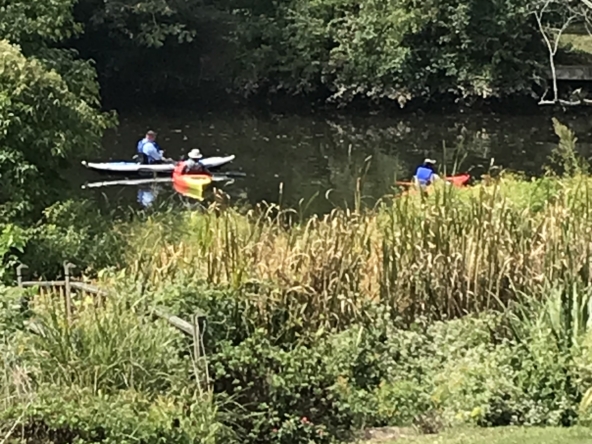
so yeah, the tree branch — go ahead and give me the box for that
[534,0,580,105]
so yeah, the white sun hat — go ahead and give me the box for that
[188,149,203,159]
[424,158,437,164]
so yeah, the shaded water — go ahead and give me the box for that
[78,109,592,213]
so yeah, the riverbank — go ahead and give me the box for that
[115,170,592,320]
[4,165,592,442]
[1,120,592,443]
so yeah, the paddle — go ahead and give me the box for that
[212,171,246,178]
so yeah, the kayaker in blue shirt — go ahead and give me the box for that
[137,130,172,164]
[414,158,440,186]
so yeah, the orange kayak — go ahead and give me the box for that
[172,170,213,201]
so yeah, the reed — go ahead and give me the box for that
[112,172,592,330]
[11,290,196,398]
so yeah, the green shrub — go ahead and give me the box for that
[148,280,586,433]
[0,384,225,444]
[22,199,126,278]
[210,329,355,443]
[0,285,32,337]
[0,224,29,282]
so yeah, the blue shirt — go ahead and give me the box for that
[415,166,434,185]
[137,138,163,163]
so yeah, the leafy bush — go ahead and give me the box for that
[21,199,126,277]
[210,329,355,444]
[7,275,592,443]
[0,224,29,282]
[0,384,225,444]
[143,279,590,437]
[0,285,32,337]
[225,0,544,105]
[0,39,112,222]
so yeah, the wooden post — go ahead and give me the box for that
[16,264,28,287]
[63,261,76,325]
[191,313,210,392]
[191,315,203,393]
[192,314,201,360]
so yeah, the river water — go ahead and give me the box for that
[78,108,592,213]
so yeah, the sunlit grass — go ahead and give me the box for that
[105,172,592,330]
[390,426,592,444]
[560,33,592,55]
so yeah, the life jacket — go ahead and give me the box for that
[136,138,161,164]
[415,166,434,185]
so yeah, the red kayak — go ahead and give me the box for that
[395,173,471,188]
[395,174,471,198]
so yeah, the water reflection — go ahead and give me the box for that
[80,109,592,213]
[138,187,157,208]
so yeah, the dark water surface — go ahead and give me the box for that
[77,109,592,213]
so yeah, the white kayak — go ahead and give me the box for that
[81,155,236,173]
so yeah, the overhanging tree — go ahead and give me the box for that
[0,0,114,221]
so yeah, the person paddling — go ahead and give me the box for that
[136,130,172,164]
[182,149,210,174]
[414,158,440,187]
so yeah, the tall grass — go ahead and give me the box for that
[4,290,198,398]
[0,288,227,444]
[111,170,592,330]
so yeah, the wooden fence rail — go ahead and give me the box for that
[14,262,208,378]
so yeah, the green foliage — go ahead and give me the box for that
[177,290,587,437]
[0,384,223,444]
[85,0,198,48]
[0,0,82,50]
[546,118,588,177]
[6,275,592,443]
[0,40,113,221]
[74,0,217,100]
[19,294,191,396]
[0,289,229,444]
[210,329,355,443]
[209,0,544,104]
[0,0,115,223]
[22,199,126,277]
[575,331,592,422]
[145,281,589,437]
[0,285,31,337]
[0,223,28,280]
[71,0,547,105]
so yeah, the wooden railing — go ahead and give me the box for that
[15,262,208,369]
